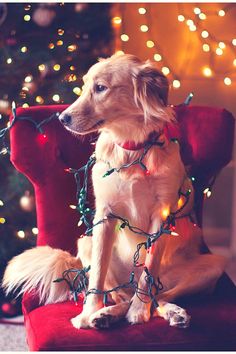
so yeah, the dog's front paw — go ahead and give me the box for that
[126,298,151,325]
[158,302,191,328]
[71,313,91,329]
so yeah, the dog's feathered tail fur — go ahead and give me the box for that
[2,246,82,305]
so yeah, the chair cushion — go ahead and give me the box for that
[22,290,236,351]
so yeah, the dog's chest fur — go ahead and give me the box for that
[93,131,186,226]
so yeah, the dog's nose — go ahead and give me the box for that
[59,113,72,126]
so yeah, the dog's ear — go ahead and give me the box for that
[132,63,174,123]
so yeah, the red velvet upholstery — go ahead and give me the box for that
[10,105,236,351]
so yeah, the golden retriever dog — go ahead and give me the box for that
[3,54,226,329]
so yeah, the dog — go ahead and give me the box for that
[3,54,226,329]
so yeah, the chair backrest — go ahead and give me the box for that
[10,105,235,254]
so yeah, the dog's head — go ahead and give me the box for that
[59,54,174,138]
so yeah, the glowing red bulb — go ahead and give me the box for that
[38,133,48,144]
[145,169,150,176]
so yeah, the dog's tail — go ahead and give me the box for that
[2,246,82,305]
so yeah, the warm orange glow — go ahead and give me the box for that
[112,16,122,26]
[202,67,212,77]
[161,207,170,219]
[177,197,184,208]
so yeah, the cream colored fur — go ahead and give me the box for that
[3,54,226,329]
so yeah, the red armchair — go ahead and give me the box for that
[10,104,236,351]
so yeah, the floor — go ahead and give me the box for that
[0,316,27,351]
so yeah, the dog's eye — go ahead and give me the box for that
[95,84,108,93]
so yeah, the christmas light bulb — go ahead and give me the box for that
[186,19,194,26]
[219,42,225,49]
[173,80,181,88]
[17,230,25,238]
[6,58,12,64]
[69,205,77,210]
[202,44,210,52]
[224,77,232,86]
[77,219,83,227]
[38,64,45,71]
[57,40,63,46]
[162,66,170,75]
[121,34,129,42]
[58,28,64,36]
[115,50,125,55]
[154,53,162,62]
[1,148,8,155]
[21,46,28,53]
[32,227,39,235]
[161,207,170,219]
[193,7,201,15]
[112,16,122,25]
[199,13,206,20]
[201,30,209,38]
[171,231,179,236]
[36,96,44,104]
[140,25,149,32]
[202,67,212,77]
[232,39,236,46]
[24,14,31,21]
[53,64,61,71]
[24,75,33,83]
[48,43,55,49]
[52,94,60,102]
[218,10,225,17]
[12,101,16,110]
[73,87,82,96]
[0,200,4,206]
[67,44,77,52]
[146,40,155,48]
[216,48,223,55]
[189,25,197,31]
[233,59,236,66]
[138,7,146,15]
[177,197,184,208]
[0,217,6,224]
[178,15,185,22]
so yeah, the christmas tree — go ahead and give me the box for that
[0,2,113,317]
